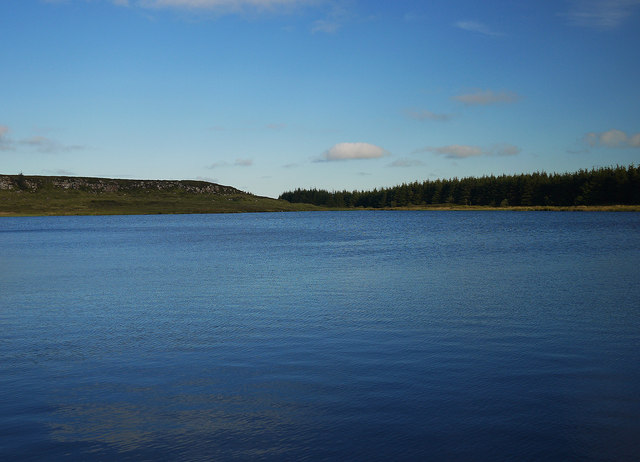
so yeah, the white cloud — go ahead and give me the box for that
[320,142,388,161]
[405,109,452,122]
[565,0,640,29]
[584,129,640,148]
[453,89,521,106]
[454,20,503,36]
[600,128,628,147]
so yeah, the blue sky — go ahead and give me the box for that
[1,0,639,197]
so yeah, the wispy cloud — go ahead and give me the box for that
[311,18,341,33]
[234,158,253,166]
[43,169,77,176]
[584,128,640,147]
[51,0,342,31]
[311,3,349,34]
[21,136,55,151]
[136,0,311,12]
[564,0,640,29]
[318,142,389,161]
[0,125,13,151]
[415,143,521,159]
[403,12,427,23]
[266,123,286,130]
[419,145,484,159]
[20,136,85,153]
[207,161,228,168]
[389,158,424,168]
[405,109,452,122]
[492,143,521,156]
[453,89,521,106]
[0,128,85,153]
[206,158,254,168]
[210,123,286,132]
[195,175,219,183]
[454,20,503,36]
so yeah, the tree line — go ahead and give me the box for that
[279,164,640,208]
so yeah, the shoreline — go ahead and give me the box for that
[2,204,639,217]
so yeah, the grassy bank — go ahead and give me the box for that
[0,189,323,216]
[0,174,321,216]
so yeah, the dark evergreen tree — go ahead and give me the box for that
[278,165,640,208]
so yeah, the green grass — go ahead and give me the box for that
[0,189,322,216]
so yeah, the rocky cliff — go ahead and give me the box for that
[0,174,243,195]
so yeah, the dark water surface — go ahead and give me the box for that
[1,211,639,461]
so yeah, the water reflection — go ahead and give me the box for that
[49,378,310,459]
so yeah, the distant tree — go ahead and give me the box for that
[16,173,28,190]
[278,164,640,208]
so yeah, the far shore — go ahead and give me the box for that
[376,204,640,212]
[1,173,638,217]
[2,204,639,217]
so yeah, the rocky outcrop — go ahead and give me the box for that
[0,174,243,195]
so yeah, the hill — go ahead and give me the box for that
[0,174,318,216]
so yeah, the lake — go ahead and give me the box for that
[1,211,639,461]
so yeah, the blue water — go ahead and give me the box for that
[1,211,639,461]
